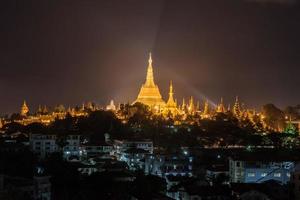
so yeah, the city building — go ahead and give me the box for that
[120,147,150,170]
[144,153,193,177]
[114,139,153,156]
[29,134,81,160]
[291,163,300,200]
[0,174,51,200]
[206,164,229,184]
[82,140,114,158]
[229,154,296,184]
[168,184,231,200]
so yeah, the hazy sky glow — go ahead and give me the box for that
[1,0,300,114]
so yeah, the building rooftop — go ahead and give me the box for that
[84,140,113,146]
[124,148,150,154]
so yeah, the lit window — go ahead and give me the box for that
[274,173,281,177]
[287,173,290,178]
[261,173,267,177]
[248,173,255,177]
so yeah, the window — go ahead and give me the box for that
[287,173,290,178]
[261,173,267,177]
[274,173,281,177]
[236,162,240,167]
[248,173,255,177]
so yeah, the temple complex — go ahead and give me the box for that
[2,54,270,131]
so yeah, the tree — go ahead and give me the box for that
[213,173,229,185]
[284,106,300,120]
[262,104,285,131]
[131,174,167,199]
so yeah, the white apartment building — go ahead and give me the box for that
[29,134,81,160]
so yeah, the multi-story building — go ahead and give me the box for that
[0,174,51,200]
[229,155,296,184]
[145,153,193,177]
[291,163,300,200]
[114,139,153,156]
[120,148,151,170]
[29,134,81,160]
[82,141,114,158]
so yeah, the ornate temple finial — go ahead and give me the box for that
[38,105,42,113]
[233,96,241,118]
[145,52,155,86]
[170,80,173,94]
[217,97,225,113]
[148,52,152,65]
[188,96,195,113]
[196,101,200,111]
[166,80,175,106]
[202,100,209,118]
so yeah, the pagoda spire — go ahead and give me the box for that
[217,97,225,113]
[145,52,155,87]
[182,98,186,109]
[20,100,29,116]
[233,96,241,118]
[134,53,165,107]
[196,101,200,111]
[188,96,195,114]
[166,81,175,106]
[203,100,209,116]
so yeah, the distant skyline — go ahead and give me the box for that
[1,0,300,114]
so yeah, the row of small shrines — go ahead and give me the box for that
[0,96,261,126]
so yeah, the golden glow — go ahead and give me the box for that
[134,53,166,108]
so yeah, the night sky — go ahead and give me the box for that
[1,0,300,114]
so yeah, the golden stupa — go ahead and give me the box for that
[164,81,180,115]
[134,53,166,109]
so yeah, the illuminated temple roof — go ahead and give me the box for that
[164,81,180,115]
[134,53,166,108]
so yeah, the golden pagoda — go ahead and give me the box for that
[20,100,29,116]
[163,81,180,116]
[233,96,241,118]
[134,53,166,109]
[188,96,195,114]
[202,100,210,119]
[216,97,226,113]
